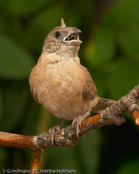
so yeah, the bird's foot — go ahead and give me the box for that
[72,112,90,138]
[49,126,61,145]
[72,116,84,137]
[49,119,65,145]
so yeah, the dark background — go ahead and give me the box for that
[0,0,139,173]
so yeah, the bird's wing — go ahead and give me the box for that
[29,66,40,103]
[81,66,97,100]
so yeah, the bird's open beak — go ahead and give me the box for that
[63,27,83,46]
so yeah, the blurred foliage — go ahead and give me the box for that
[0,0,139,173]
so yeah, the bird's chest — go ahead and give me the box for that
[45,59,84,95]
[35,59,87,118]
[29,56,92,119]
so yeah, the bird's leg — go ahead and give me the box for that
[72,112,90,138]
[49,119,65,145]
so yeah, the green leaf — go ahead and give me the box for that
[112,0,139,27]
[106,0,139,61]
[108,58,139,100]
[0,35,34,80]
[26,5,63,53]
[77,129,102,174]
[6,0,52,17]
[0,84,29,132]
[85,27,115,66]
[116,159,139,174]
[118,26,139,61]
[21,102,40,135]
[93,0,139,62]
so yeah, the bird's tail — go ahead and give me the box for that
[91,95,115,113]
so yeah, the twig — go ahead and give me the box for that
[0,132,41,173]
[131,110,139,125]
[31,149,41,174]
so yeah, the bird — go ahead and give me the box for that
[29,18,114,144]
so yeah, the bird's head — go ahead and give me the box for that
[42,18,82,57]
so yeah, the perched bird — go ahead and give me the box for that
[29,18,114,143]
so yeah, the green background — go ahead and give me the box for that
[0,0,139,173]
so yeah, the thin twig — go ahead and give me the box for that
[31,149,41,174]
[0,132,41,174]
[131,110,139,125]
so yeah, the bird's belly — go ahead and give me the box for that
[36,61,90,119]
[43,87,85,120]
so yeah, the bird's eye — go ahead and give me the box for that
[54,31,61,38]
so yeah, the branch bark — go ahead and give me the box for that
[0,132,35,150]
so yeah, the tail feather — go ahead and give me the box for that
[92,95,115,113]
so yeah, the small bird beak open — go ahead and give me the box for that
[63,27,83,46]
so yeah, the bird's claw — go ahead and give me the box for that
[72,112,90,138]
[49,126,60,145]
[72,116,84,138]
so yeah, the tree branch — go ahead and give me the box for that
[0,132,35,150]
[34,84,139,149]
[0,132,41,172]
[0,84,139,172]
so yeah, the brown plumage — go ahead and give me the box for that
[29,18,114,143]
